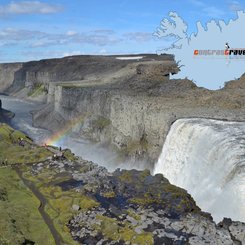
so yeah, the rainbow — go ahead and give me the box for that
[44,115,84,146]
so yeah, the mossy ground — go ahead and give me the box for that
[21,163,100,245]
[27,83,47,97]
[116,169,200,214]
[0,167,54,245]
[0,124,52,165]
[94,215,154,245]
[63,149,77,161]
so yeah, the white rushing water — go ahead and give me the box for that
[0,95,147,172]
[154,118,245,222]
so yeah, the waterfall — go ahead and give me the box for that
[154,118,245,222]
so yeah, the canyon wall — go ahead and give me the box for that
[0,63,23,93]
[33,78,245,167]
[1,55,245,167]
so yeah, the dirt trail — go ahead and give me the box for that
[14,166,65,245]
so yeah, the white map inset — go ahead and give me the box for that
[154,11,245,90]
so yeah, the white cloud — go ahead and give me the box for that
[155,11,245,89]
[30,39,66,48]
[0,28,46,40]
[0,28,122,47]
[93,30,115,35]
[66,31,78,36]
[63,51,82,57]
[124,32,153,42]
[0,1,63,16]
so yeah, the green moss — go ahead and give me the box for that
[11,131,32,143]
[118,171,133,183]
[28,83,47,97]
[0,124,52,165]
[37,185,99,245]
[95,215,153,245]
[130,195,164,206]
[0,124,13,142]
[0,124,100,244]
[0,143,52,164]
[102,191,116,198]
[0,123,32,144]
[118,169,150,183]
[38,186,78,245]
[92,116,111,131]
[0,167,54,245]
[163,184,200,212]
[127,209,141,221]
[78,195,100,210]
[163,184,188,199]
[139,169,151,179]
[63,149,77,161]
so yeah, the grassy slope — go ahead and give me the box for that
[21,164,99,245]
[0,123,55,244]
[0,167,55,245]
[0,123,96,245]
[0,123,52,164]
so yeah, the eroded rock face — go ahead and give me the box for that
[1,54,175,93]
[0,99,15,123]
[0,63,23,92]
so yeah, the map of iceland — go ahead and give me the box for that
[155,11,245,89]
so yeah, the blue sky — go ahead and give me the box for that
[0,0,244,62]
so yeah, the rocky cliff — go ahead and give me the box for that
[0,63,23,93]
[0,99,15,123]
[1,55,245,167]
